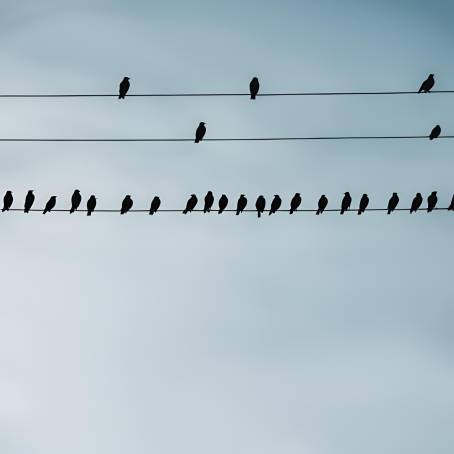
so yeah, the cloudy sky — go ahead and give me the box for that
[0,0,453,453]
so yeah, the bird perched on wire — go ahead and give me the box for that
[87,195,96,216]
[429,125,441,140]
[43,196,57,214]
[340,192,352,214]
[290,193,301,214]
[2,191,13,212]
[121,195,133,214]
[24,190,35,213]
[183,194,198,214]
[387,193,399,214]
[449,195,454,211]
[70,189,81,214]
[195,122,206,143]
[118,77,130,99]
[269,195,281,215]
[410,193,423,213]
[316,195,328,215]
[203,191,214,213]
[358,194,369,214]
[236,194,247,215]
[427,191,438,212]
[149,196,161,215]
[256,195,266,217]
[218,194,228,214]
[418,74,435,93]
[249,77,260,100]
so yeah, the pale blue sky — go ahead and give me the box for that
[0,1,453,453]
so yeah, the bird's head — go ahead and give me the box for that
[126,195,131,198]
[417,193,421,196]
[295,192,300,196]
[191,194,196,197]
[345,192,350,195]
[124,77,130,80]
[430,74,434,78]
[75,189,80,193]
[200,122,206,126]
[433,191,438,194]
[393,192,398,196]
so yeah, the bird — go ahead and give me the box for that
[2,191,13,212]
[218,194,228,214]
[236,194,247,215]
[449,195,454,211]
[410,193,423,213]
[418,74,435,93]
[249,77,260,100]
[149,196,161,215]
[43,196,56,214]
[429,125,441,140]
[121,195,133,214]
[269,195,281,215]
[387,193,399,214]
[195,122,206,143]
[24,190,35,213]
[203,191,214,213]
[316,195,328,215]
[183,194,198,214]
[358,194,369,214]
[118,77,130,99]
[87,195,96,216]
[256,195,266,217]
[70,189,81,214]
[427,191,438,212]
[289,193,302,214]
[340,192,352,214]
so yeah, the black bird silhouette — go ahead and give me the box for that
[218,194,228,214]
[236,194,247,215]
[87,195,96,216]
[269,195,282,215]
[203,191,214,213]
[43,196,56,214]
[387,193,399,214]
[410,193,423,213]
[340,192,352,214]
[249,77,260,100]
[70,189,81,214]
[256,195,266,218]
[418,74,435,93]
[358,194,369,214]
[290,193,302,214]
[448,195,454,211]
[24,190,35,213]
[121,195,133,214]
[427,191,438,212]
[195,122,206,143]
[316,195,328,215]
[183,194,198,214]
[2,191,13,212]
[118,77,130,99]
[149,196,161,215]
[429,125,441,140]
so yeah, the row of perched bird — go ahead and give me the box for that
[1,190,453,216]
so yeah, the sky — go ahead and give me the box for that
[0,0,453,453]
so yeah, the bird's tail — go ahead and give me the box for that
[290,209,294,214]
[118,95,124,99]
[24,209,29,214]
[316,210,320,215]
[149,211,154,215]
[183,210,188,214]
[251,94,256,100]
[218,209,222,214]
[195,138,199,143]
[268,211,272,216]
[70,208,75,214]
[1,208,5,212]
[87,211,92,216]
[357,210,362,215]
[258,211,261,218]
[428,208,433,213]
[236,210,240,215]
[340,209,345,215]
[387,210,391,215]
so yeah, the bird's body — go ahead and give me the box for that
[290,193,302,214]
[87,195,96,216]
[149,196,161,215]
[43,196,56,214]
[427,191,438,212]
[249,77,260,100]
[418,74,435,93]
[430,125,441,140]
[183,194,198,214]
[195,122,206,143]
[340,192,352,214]
[410,193,423,213]
[121,195,133,214]
[316,195,328,215]
[218,194,228,214]
[203,191,214,213]
[269,195,282,215]
[118,77,130,99]
[449,195,454,211]
[2,191,13,212]
[256,195,266,218]
[24,190,35,213]
[236,194,247,215]
[70,189,81,213]
[358,194,369,214]
[387,193,399,214]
